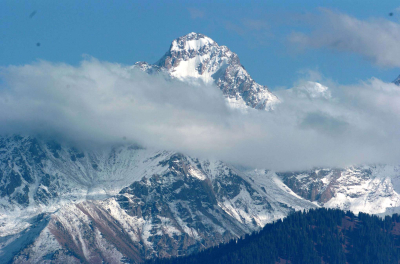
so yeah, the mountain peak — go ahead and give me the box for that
[156,32,233,72]
[170,32,216,52]
[150,33,279,110]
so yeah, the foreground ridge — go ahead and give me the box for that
[150,208,400,264]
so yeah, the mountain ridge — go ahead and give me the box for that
[136,32,279,110]
[0,135,315,263]
[2,33,400,263]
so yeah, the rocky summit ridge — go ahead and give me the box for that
[136,32,279,110]
[0,136,314,263]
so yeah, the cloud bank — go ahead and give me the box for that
[1,59,400,171]
[289,9,400,67]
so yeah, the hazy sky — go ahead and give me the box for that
[1,0,400,89]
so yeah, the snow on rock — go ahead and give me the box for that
[3,134,400,263]
[276,165,400,215]
[135,32,279,110]
[3,33,400,263]
[0,136,318,263]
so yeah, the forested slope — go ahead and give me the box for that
[149,208,400,264]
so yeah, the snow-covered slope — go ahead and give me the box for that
[135,32,279,110]
[276,165,400,214]
[0,136,316,263]
[5,135,400,264]
[3,140,400,263]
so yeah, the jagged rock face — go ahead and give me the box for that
[4,135,400,263]
[277,165,400,214]
[277,169,342,203]
[3,140,400,263]
[0,135,162,213]
[114,154,250,259]
[0,136,62,208]
[0,136,316,263]
[136,32,279,110]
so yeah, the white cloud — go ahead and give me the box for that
[1,59,400,171]
[289,9,400,67]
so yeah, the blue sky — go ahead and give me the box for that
[1,0,400,89]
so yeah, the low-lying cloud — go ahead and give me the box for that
[289,9,400,67]
[1,59,400,171]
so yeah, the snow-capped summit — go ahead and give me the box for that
[137,32,279,110]
[169,32,216,53]
[156,32,225,79]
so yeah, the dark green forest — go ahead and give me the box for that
[148,208,400,264]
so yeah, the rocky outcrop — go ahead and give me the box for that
[136,32,279,110]
[0,136,315,263]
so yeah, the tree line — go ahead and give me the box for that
[147,208,400,264]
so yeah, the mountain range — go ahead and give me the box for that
[1,32,400,264]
